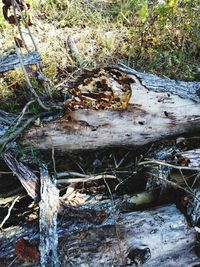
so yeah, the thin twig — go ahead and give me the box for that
[179,168,193,192]
[52,146,57,178]
[7,256,18,267]
[116,152,129,168]
[15,45,50,110]
[11,0,29,52]
[57,171,89,178]
[0,196,20,229]
[138,160,200,171]
[0,114,38,146]
[15,100,35,127]
[191,173,200,188]
[0,193,23,206]
[56,174,116,184]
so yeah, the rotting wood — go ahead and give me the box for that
[19,65,200,152]
[2,152,39,200]
[0,51,41,73]
[1,152,107,226]
[58,204,199,267]
[39,165,60,267]
[0,204,199,266]
[117,64,200,102]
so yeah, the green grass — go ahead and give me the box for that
[0,0,199,111]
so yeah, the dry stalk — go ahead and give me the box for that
[11,0,29,52]
[56,174,116,184]
[138,160,200,171]
[142,158,200,202]
[15,99,35,127]
[103,177,125,266]
[15,45,50,110]
[52,146,57,178]
[13,0,37,50]
[0,114,38,147]
[148,171,200,202]
[0,196,20,229]
[67,35,82,66]
[12,0,52,99]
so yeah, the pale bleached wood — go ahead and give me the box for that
[21,65,200,152]
[39,165,60,267]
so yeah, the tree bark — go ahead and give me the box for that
[0,51,41,73]
[58,204,199,267]
[0,204,199,266]
[19,65,200,152]
[39,165,60,267]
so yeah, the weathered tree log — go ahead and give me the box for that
[19,65,200,152]
[0,204,199,266]
[0,51,41,73]
[58,204,200,267]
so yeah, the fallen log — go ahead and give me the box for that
[0,204,199,266]
[19,65,200,152]
[58,204,199,267]
[0,51,41,73]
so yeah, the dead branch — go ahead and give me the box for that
[39,165,59,267]
[3,152,39,200]
[0,51,41,73]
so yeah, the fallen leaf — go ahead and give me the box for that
[14,37,24,48]
[7,15,17,25]
[2,0,12,8]
[14,238,40,261]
